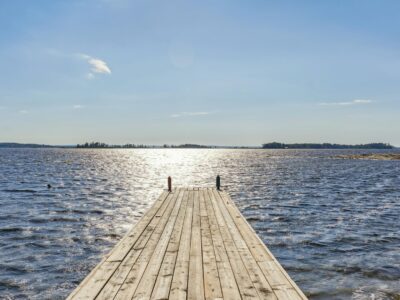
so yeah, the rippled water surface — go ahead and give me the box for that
[0,148,399,299]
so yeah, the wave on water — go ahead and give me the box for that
[2,189,37,193]
[0,148,399,299]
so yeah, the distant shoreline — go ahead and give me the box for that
[262,142,394,149]
[0,142,397,149]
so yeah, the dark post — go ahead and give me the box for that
[168,176,172,192]
[216,175,221,190]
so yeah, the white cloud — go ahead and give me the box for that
[319,99,373,106]
[73,105,84,109]
[77,53,111,79]
[170,111,212,118]
[88,58,111,74]
[19,110,29,114]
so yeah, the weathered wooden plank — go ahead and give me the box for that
[274,288,304,300]
[204,188,241,300]
[96,247,142,300]
[95,190,177,300]
[169,189,194,300]
[69,261,120,300]
[218,191,307,300]
[132,189,186,299]
[108,191,171,262]
[188,187,205,300]
[67,191,170,300]
[258,261,296,292]
[207,188,259,300]
[217,191,272,262]
[211,189,276,300]
[200,189,226,300]
[113,189,181,300]
[151,190,189,300]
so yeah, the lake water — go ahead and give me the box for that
[0,148,399,299]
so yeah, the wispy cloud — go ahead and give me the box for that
[170,111,213,118]
[78,53,111,79]
[46,50,111,79]
[19,110,29,114]
[73,105,84,109]
[318,99,373,106]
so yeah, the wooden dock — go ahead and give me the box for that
[67,187,307,300]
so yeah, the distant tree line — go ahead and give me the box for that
[76,142,150,148]
[0,143,54,148]
[162,144,212,148]
[262,142,394,149]
[76,142,215,149]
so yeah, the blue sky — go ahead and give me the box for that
[0,0,399,146]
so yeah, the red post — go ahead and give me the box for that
[168,176,172,192]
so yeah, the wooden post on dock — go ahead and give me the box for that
[216,175,221,190]
[168,176,172,192]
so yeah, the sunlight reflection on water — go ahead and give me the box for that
[0,148,399,299]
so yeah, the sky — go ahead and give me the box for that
[0,0,399,146]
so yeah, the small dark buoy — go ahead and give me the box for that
[47,184,52,189]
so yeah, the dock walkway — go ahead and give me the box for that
[67,188,307,299]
